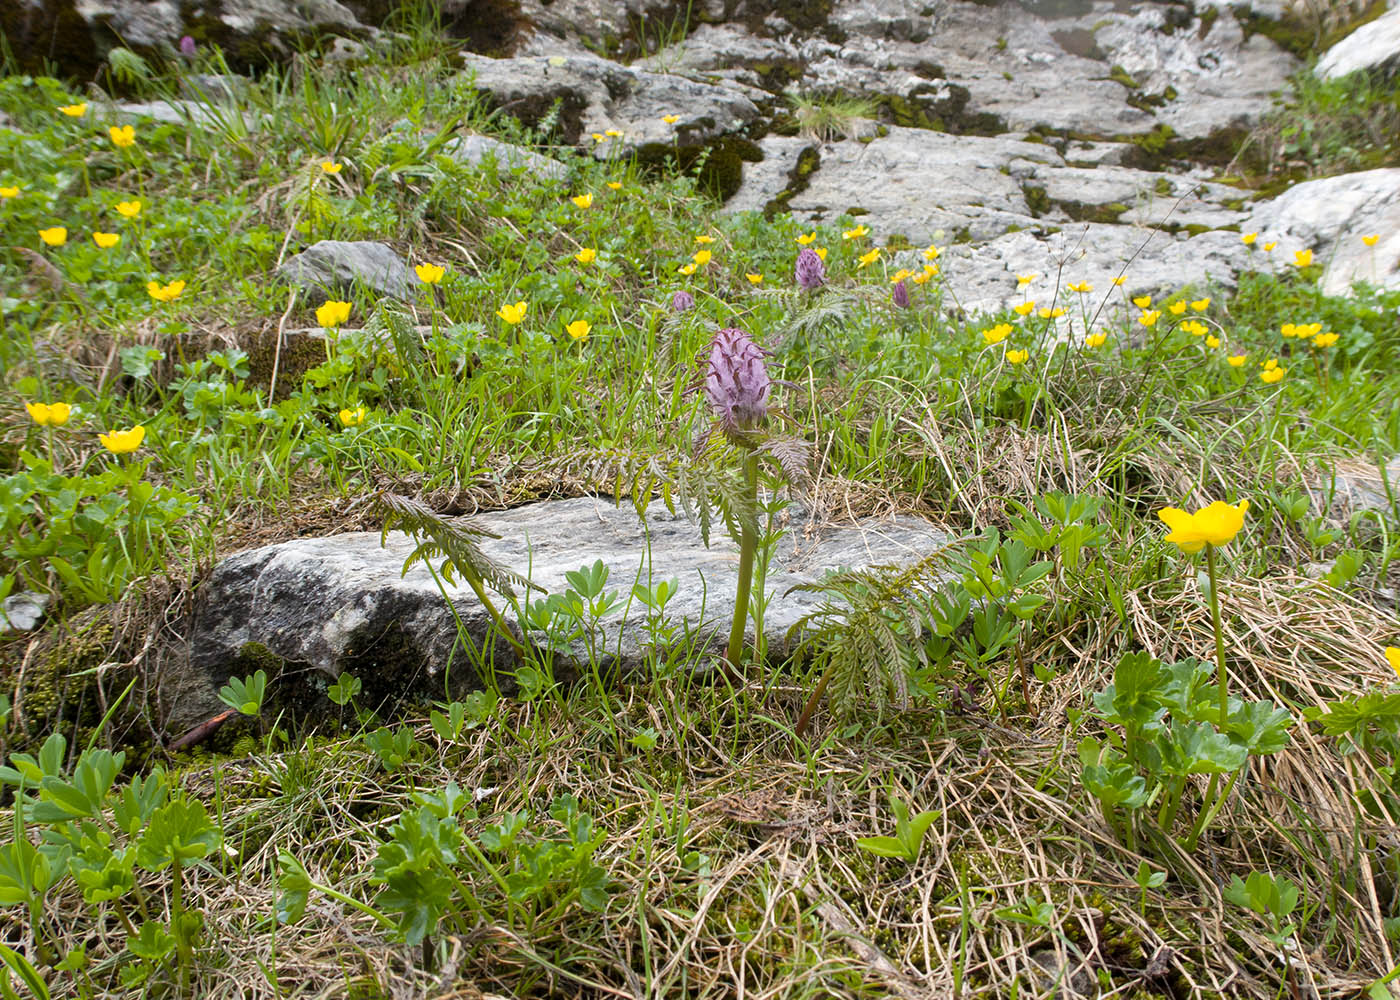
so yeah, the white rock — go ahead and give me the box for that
[1317,5,1400,80]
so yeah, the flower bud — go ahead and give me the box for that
[892,280,909,308]
[705,328,771,430]
[794,247,825,290]
[672,290,695,313]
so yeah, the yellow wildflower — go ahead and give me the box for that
[116,200,141,218]
[1312,332,1339,348]
[1017,273,1037,287]
[796,232,817,245]
[1067,281,1093,293]
[146,279,186,303]
[571,193,593,209]
[38,226,67,247]
[982,323,1012,345]
[1388,647,1400,678]
[338,407,366,427]
[693,249,712,266]
[857,248,880,267]
[1112,276,1127,286]
[496,300,527,324]
[814,247,827,261]
[1263,241,1277,252]
[1085,332,1108,348]
[1293,248,1313,268]
[26,402,72,427]
[575,247,597,264]
[1168,300,1187,315]
[1260,366,1286,384]
[1013,301,1035,317]
[890,268,913,284]
[565,320,591,341]
[662,114,680,124]
[678,262,697,275]
[316,300,352,328]
[1157,499,1249,553]
[58,103,87,117]
[414,263,445,284]
[1005,349,1028,364]
[99,425,145,454]
[1227,354,1247,367]
[1191,298,1210,312]
[1138,310,1161,327]
[0,186,18,199]
[92,231,120,248]
[746,273,763,285]
[842,225,869,240]
[606,181,622,190]
[320,161,342,174]
[695,235,715,244]
[1362,234,1380,247]
[604,129,623,138]
[1180,320,1208,337]
[1038,306,1065,319]
[923,245,941,261]
[1205,335,1221,348]
[108,125,136,148]
[1241,232,1257,245]
[1132,295,1151,308]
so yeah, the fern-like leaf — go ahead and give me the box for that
[372,492,526,598]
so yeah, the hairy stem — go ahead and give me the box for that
[1206,544,1229,726]
[724,454,759,672]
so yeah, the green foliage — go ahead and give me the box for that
[217,669,268,717]
[855,792,941,862]
[787,91,878,142]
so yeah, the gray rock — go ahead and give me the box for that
[441,134,569,181]
[721,136,820,216]
[1022,163,1250,229]
[109,98,254,129]
[457,52,760,154]
[0,592,49,634]
[188,496,951,714]
[1319,457,1400,516]
[275,241,414,301]
[1317,5,1400,80]
[1243,168,1400,295]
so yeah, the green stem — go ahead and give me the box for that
[308,879,398,931]
[171,855,191,995]
[724,454,759,672]
[1185,769,1240,852]
[1206,544,1229,726]
[794,669,833,741]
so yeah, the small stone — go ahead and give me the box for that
[275,240,414,301]
[0,592,49,633]
[441,134,568,181]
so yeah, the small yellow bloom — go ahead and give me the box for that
[1132,295,1151,308]
[1017,273,1037,287]
[694,235,714,244]
[1263,358,1279,370]
[115,199,141,219]
[1190,298,1210,312]
[813,247,827,261]
[0,186,18,199]
[1260,366,1286,384]
[857,248,880,267]
[1302,322,1322,337]
[604,128,623,138]
[678,262,697,275]
[92,231,120,248]
[565,319,591,341]
[1227,354,1247,367]
[321,161,342,174]
[1362,234,1380,247]
[58,103,87,117]
[1241,232,1258,245]
[591,132,605,142]
[414,263,445,284]
[796,232,817,245]
[316,300,352,328]
[1263,241,1277,252]
[1085,332,1108,348]
[890,268,913,284]
[1038,306,1065,319]
[842,225,869,240]
[25,402,72,427]
[1112,276,1127,286]
[693,249,712,266]
[1312,332,1339,348]
[911,269,933,285]
[1168,300,1187,315]
[496,300,527,324]
[923,245,941,261]
[982,323,1012,345]
[1205,334,1221,348]
[108,125,136,148]
[99,425,145,454]
[146,279,186,303]
[1157,499,1248,553]
[1005,349,1028,364]
[1293,248,1313,268]
[1067,281,1093,293]
[38,226,67,247]
[338,407,366,427]
[1181,320,1208,337]
[1013,301,1035,317]
[1387,647,1400,679]
[571,193,593,209]
[575,248,597,264]
[1138,309,1161,327]
[662,114,680,124]
[746,273,763,285]
[1280,323,1297,339]
[606,181,622,190]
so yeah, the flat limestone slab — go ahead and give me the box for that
[188,496,950,716]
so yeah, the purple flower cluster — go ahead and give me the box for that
[672,290,695,313]
[892,280,910,308]
[705,328,771,430]
[794,247,825,290]
[179,35,197,57]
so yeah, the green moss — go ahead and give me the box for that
[1022,184,1050,217]
[1108,65,1139,90]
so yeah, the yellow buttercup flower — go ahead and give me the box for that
[571,193,593,209]
[1191,298,1210,312]
[321,161,342,174]
[58,103,87,117]
[1017,273,1037,287]
[108,125,136,148]
[99,425,145,454]
[890,268,913,284]
[25,402,72,427]
[796,232,817,245]
[1280,323,1297,339]
[1168,300,1187,315]
[662,114,680,124]
[1067,281,1093,293]
[565,319,591,341]
[1241,232,1257,245]
[912,264,937,284]
[694,235,715,244]
[1262,358,1279,371]
[1263,241,1277,252]
[1112,276,1127,286]
[591,133,605,142]
[338,407,366,427]
[1312,332,1338,348]
[316,300,352,328]
[746,273,763,285]
[0,186,18,199]
[496,300,527,324]
[575,247,597,264]
[1157,499,1249,553]
[1227,354,1248,367]
[1085,332,1108,348]
[1205,334,1221,348]
[1260,366,1286,384]
[146,279,186,303]
[693,249,712,266]
[604,129,623,138]
[813,247,827,261]
[1138,309,1161,327]
[606,181,622,190]
[1181,320,1208,337]
[1013,301,1035,317]
[678,262,697,275]
[1362,234,1380,247]
[842,225,869,240]
[116,199,141,219]
[38,226,67,247]
[1038,306,1065,319]
[1293,248,1313,268]
[92,231,120,248]
[857,248,880,267]
[982,323,1012,345]
[414,263,445,284]
[923,245,941,261]
[1387,647,1400,679]
[1132,295,1151,308]
[1005,349,1028,364]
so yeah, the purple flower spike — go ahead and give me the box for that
[705,328,771,430]
[794,247,825,290]
[179,35,197,57]
[892,280,910,308]
[672,290,695,313]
